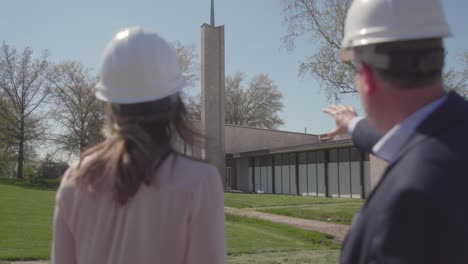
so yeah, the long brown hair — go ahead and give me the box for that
[74,93,198,205]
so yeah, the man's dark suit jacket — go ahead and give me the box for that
[341,92,468,264]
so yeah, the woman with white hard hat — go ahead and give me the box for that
[51,27,227,264]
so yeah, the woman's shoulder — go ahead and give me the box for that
[57,156,96,195]
[158,153,221,188]
[174,154,216,171]
[55,161,81,205]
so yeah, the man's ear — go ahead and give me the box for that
[361,63,377,96]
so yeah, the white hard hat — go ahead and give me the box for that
[96,27,186,104]
[341,0,452,60]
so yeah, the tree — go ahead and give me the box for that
[444,51,467,98]
[0,96,16,149]
[48,61,104,156]
[188,72,284,129]
[0,43,50,179]
[0,98,16,177]
[282,0,467,101]
[36,154,69,179]
[171,41,200,88]
[186,93,202,120]
[281,0,355,101]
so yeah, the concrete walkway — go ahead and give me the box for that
[225,207,349,241]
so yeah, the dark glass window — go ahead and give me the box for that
[274,154,281,166]
[339,148,350,162]
[255,157,261,167]
[262,155,272,166]
[329,149,338,162]
[290,153,297,165]
[351,147,361,161]
[307,151,317,164]
[282,153,290,166]
[249,158,254,167]
[298,152,307,164]
[317,150,326,163]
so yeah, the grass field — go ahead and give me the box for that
[226,214,339,254]
[224,192,363,224]
[0,180,341,263]
[228,250,340,264]
[0,179,56,261]
[226,214,340,263]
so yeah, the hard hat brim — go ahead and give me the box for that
[95,77,186,104]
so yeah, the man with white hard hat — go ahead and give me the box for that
[322,0,468,263]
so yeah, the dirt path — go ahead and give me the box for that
[225,207,349,241]
[241,202,357,211]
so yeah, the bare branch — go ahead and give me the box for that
[189,72,284,129]
[48,60,104,155]
[281,0,354,101]
[0,43,50,178]
[171,41,200,88]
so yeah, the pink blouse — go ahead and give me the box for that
[52,154,227,264]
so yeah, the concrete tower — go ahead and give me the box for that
[201,0,226,188]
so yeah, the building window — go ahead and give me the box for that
[255,157,261,167]
[317,150,326,163]
[298,152,307,165]
[262,155,272,166]
[307,151,317,164]
[289,153,297,165]
[338,148,350,162]
[351,147,361,161]
[274,154,281,165]
[329,149,338,163]
[282,153,290,166]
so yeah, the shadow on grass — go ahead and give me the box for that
[0,178,60,191]
[0,257,48,261]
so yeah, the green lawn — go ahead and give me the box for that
[228,250,340,264]
[0,180,56,261]
[0,180,342,263]
[258,203,362,225]
[224,192,361,209]
[225,192,363,225]
[226,214,339,255]
[0,178,60,191]
[226,214,340,263]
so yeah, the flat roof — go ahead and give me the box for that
[190,119,318,137]
[229,138,353,158]
[225,123,318,136]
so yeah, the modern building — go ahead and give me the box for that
[181,122,387,199]
[196,1,388,198]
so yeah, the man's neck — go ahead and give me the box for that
[380,85,446,133]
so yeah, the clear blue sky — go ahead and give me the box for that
[2,0,467,134]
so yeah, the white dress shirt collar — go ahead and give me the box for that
[372,95,448,162]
